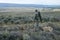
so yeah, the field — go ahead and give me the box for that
[0,7,60,40]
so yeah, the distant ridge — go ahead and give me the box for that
[0,3,60,8]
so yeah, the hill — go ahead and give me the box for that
[0,3,60,8]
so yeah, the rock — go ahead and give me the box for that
[42,26,53,32]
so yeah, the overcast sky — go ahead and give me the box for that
[0,0,60,5]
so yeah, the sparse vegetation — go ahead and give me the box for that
[0,8,60,40]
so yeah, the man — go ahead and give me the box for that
[34,9,42,31]
[34,9,42,23]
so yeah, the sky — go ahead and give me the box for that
[0,0,60,5]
